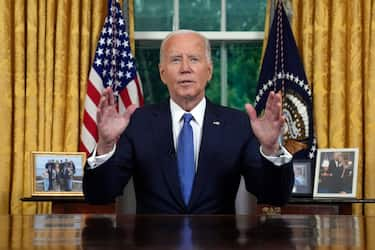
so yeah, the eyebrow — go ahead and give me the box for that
[168,54,201,58]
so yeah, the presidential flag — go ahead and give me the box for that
[80,0,144,154]
[255,0,316,159]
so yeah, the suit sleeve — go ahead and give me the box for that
[240,118,294,206]
[82,115,138,204]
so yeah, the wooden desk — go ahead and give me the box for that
[22,197,375,215]
[0,214,372,249]
[21,197,115,213]
[259,198,375,215]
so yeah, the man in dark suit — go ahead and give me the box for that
[83,30,294,214]
[327,152,345,193]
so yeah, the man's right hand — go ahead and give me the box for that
[96,87,137,155]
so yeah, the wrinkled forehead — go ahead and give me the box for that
[163,33,206,54]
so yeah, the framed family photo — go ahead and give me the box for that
[31,152,86,196]
[313,148,359,198]
[292,159,313,197]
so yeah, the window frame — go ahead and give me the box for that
[133,0,266,106]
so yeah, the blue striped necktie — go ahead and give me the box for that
[177,113,195,205]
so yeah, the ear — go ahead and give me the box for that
[207,62,213,81]
[159,63,167,85]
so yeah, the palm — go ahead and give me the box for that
[98,104,132,143]
[96,88,137,154]
[245,91,284,154]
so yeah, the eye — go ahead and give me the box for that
[170,57,181,63]
[190,57,199,63]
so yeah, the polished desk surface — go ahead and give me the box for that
[0,214,373,250]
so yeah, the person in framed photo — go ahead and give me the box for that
[340,158,354,194]
[294,167,306,186]
[45,159,55,191]
[318,159,331,193]
[327,152,345,193]
[62,159,76,191]
[41,169,49,192]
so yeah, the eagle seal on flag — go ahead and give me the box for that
[255,0,316,160]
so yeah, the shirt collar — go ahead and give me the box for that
[169,97,206,126]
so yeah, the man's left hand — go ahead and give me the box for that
[245,91,284,156]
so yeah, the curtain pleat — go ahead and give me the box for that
[11,0,26,214]
[364,1,375,215]
[347,0,364,215]
[0,0,13,215]
[312,0,330,149]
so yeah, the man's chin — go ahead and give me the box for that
[174,93,203,102]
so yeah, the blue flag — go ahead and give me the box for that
[255,1,316,160]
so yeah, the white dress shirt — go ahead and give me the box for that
[87,97,292,169]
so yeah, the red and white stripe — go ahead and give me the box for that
[80,68,143,155]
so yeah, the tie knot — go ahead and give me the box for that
[182,113,193,123]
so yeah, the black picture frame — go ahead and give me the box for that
[291,159,313,197]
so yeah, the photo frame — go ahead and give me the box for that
[31,152,86,196]
[313,148,359,198]
[292,159,313,197]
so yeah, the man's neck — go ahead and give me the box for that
[172,96,205,112]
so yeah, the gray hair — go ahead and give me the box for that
[159,30,212,64]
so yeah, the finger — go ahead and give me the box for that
[265,91,277,120]
[97,107,103,123]
[245,103,257,122]
[108,88,115,106]
[269,91,283,120]
[274,91,283,114]
[98,87,111,109]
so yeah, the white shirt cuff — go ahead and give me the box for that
[259,145,293,166]
[86,144,117,169]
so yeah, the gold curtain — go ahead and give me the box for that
[265,0,375,215]
[0,0,111,214]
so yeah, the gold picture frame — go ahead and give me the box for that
[31,151,86,196]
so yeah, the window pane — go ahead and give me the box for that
[205,45,221,104]
[227,1,267,31]
[180,0,221,31]
[134,0,173,31]
[135,41,169,104]
[226,42,263,110]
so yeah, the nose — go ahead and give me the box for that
[179,57,192,73]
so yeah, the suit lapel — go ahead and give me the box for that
[189,101,223,208]
[151,102,185,209]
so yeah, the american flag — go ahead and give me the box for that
[80,0,144,154]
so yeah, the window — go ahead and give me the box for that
[133,0,266,110]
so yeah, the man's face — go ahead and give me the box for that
[159,33,213,107]
[334,152,343,161]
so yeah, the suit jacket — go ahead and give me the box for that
[83,99,294,214]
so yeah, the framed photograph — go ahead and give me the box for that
[313,148,359,198]
[31,152,86,196]
[292,159,313,197]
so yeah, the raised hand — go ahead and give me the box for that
[245,91,284,156]
[96,87,137,155]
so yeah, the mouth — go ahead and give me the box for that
[178,80,195,85]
